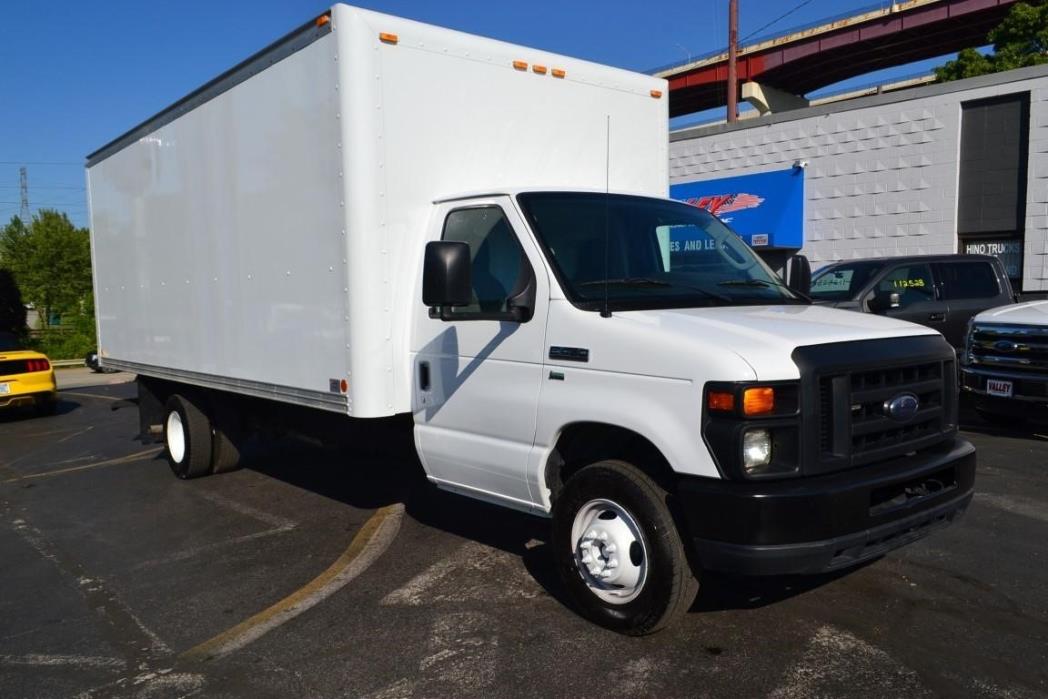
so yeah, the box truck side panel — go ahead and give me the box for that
[332,6,669,415]
[87,32,349,412]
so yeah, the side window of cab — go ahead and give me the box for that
[872,264,936,310]
[441,206,529,317]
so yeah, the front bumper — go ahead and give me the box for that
[676,437,975,576]
[961,367,1048,404]
[0,371,57,409]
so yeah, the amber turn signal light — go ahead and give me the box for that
[743,387,775,416]
[707,391,735,412]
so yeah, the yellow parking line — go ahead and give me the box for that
[60,391,124,402]
[181,503,404,662]
[0,447,162,484]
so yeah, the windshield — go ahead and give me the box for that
[516,192,802,311]
[810,262,884,302]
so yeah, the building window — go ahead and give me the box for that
[957,92,1029,289]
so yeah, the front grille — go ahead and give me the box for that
[0,359,28,375]
[969,323,1048,374]
[816,358,954,469]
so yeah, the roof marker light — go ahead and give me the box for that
[513,60,528,70]
[316,15,330,28]
[551,68,566,78]
[379,32,399,44]
[650,89,663,98]
[532,64,548,74]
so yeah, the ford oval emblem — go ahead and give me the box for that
[994,340,1019,352]
[883,392,920,422]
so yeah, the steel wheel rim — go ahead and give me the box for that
[166,411,186,464]
[570,498,648,604]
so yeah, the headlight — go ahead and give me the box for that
[703,381,800,480]
[742,428,773,473]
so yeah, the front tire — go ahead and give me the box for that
[551,460,698,635]
[163,394,213,479]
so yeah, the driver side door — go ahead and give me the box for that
[865,262,947,333]
[411,197,550,510]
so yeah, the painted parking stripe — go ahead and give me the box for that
[0,447,162,484]
[181,502,405,662]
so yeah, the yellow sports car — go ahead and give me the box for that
[0,334,57,415]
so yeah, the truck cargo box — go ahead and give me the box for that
[87,4,668,417]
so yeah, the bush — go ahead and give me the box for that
[31,317,96,360]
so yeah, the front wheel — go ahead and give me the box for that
[551,460,698,635]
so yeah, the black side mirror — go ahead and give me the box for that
[869,290,901,312]
[787,255,812,296]
[423,241,471,310]
[506,265,537,322]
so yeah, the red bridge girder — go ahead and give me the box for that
[661,0,1018,117]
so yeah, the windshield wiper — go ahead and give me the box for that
[580,277,732,302]
[578,277,672,288]
[717,278,811,302]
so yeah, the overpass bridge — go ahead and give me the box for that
[657,0,1018,117]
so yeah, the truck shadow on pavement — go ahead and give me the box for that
[244,426,856,620]
[0,396,81,424]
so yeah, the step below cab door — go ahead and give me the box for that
[411,196,549,509]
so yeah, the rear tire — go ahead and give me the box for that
[163,394,213,479]
[209,401,244,474]
[551,459,698,635]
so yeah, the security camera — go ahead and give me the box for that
[793,159,808,169]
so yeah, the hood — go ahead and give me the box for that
[973,299,1048,326]
[615,304,937,380]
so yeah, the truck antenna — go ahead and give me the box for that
[601,114,612,319]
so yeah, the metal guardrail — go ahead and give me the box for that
[51,359,86,368]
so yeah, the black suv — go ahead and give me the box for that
[809,254,1015,350]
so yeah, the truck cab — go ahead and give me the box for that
[414,189,975,634]
[809,254,1014,350]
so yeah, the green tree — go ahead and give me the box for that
[936,1,1048,81]
[0,210,93,327]
[0,267,27,337]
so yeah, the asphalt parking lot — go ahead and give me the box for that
[0,374,1046,698]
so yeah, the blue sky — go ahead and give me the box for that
[0,0,960,228]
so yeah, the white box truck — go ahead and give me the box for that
[87,5,975,634]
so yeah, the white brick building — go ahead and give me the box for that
[669,64,1048,293]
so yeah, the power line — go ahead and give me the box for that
[0,160,81,166]
[0,200,87,207]
[0,185,84,191]
[741,0,818,44]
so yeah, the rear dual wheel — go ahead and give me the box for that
[163,394,243,479]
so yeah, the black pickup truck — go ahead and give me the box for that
[808,254,1015,350]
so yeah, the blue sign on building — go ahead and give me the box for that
[670,168,804,250]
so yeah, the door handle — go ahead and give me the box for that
[928,312,945,322]
[418,361,430,391]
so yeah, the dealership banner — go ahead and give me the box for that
[670,168,804,249]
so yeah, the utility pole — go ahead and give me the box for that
[18,166,30,225]
[727,0,739,123]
